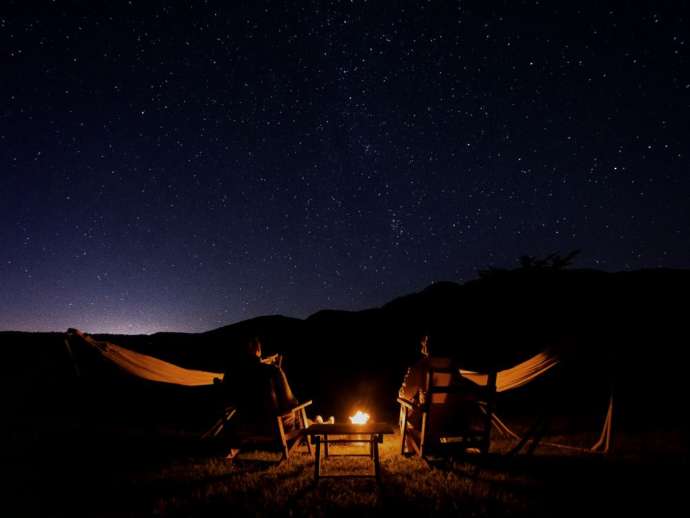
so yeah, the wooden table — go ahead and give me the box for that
[305,423,395,484]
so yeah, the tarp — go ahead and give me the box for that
[66,329,222,386]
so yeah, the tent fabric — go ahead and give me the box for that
[67,329,222,386]
[460,349,613,453]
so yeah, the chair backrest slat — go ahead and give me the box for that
[400,358,498,458]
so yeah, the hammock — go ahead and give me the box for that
[460,349,613,453]
[66,329,613,453]
[460,350,561,393]
[66,329,222,386]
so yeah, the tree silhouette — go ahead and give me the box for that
[479,250,581,279]
[518,250,581,270]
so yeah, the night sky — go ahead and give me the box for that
[1,1,688,333]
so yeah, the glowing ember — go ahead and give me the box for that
[349,410,370,425]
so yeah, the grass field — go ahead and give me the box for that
[3,421,686,517]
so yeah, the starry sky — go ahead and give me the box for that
[1,1,688,333]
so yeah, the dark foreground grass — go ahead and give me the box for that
[2,422,687,517]
[147,438,525,517]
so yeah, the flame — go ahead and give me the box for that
[349,410,370,425]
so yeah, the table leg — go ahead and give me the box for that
[314,435,320,483]
[301,408,312,455]
[373,434,381,484]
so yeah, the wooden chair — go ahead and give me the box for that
[204,400,313,461]
[398,362,497,460]
[274,400,313,460]
[204,352,314,461]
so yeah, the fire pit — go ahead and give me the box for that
[349,410,370,424]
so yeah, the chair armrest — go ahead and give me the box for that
[287,400,313,413]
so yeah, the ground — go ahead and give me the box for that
[2,422,686,517]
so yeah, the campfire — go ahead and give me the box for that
[349,410,370,425]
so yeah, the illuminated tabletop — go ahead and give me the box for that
[305,423,395,484]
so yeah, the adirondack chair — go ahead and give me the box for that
[398,359,497,460]
[203,352,314,461]
[202,399,312,461]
